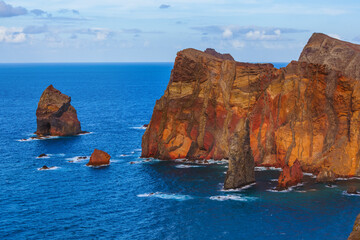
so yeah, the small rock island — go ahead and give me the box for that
[86,149,111,167]
[35,85,83,136]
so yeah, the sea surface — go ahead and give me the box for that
[0,62,359,239]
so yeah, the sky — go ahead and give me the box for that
[0,0,360,63]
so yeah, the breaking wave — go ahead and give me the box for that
[137,192,193,201]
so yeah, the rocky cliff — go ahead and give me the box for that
[36,85,82,136]
[299,33,360,81]
[348,213,360,240]
[142,34,360,177]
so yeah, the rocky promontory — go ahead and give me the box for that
[142,33,360,179]
[35,85,82,136]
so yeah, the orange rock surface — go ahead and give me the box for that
[142,35,360,177]
[86,149,111,166]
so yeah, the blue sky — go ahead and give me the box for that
[0,0,359,62]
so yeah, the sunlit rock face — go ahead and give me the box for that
[142,34,360,177]
[299,32,360,81]
[35,85,82,136]
[141,48,274,160]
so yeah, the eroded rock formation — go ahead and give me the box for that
[348,213,360,240]
[142,34,360,177]
[224,119,255,189]
[316,169,336,183]
[86,149,111,166]
[36,85,82,136]
[277,160,303,189]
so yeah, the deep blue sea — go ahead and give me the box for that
[0,62,359,239]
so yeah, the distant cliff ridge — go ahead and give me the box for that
[142,33,360,177]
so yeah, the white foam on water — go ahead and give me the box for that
[17,135,61,142]
[78,132,93,135]
[137,192,193,201]
[118,154,128,157]
[210,194,257,202]
[36,155,50,159]
[175,164,203,168]
[134,148,142,152]
[86,164,110,168]
[130,126,147,130]
[269,167,282,171]
[267,183,304,193]
[342,191,360,197]
[220,183,256,192]
[37,166,60,171]
[336,177,360,181]
[325,184,338,188]
[255,167,268,171]
[66,156,89,163]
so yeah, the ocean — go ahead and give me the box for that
[0,62,359,239]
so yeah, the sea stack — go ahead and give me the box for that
[277,160,303,190]
[348,213,360,240]
[86,149,111,166]
[35,85,82,136]
[224,119,255,189]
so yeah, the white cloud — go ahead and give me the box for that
[222,28,233,38]
[0,26,26,43]
[231,40,245,48]
[245,29,281,40]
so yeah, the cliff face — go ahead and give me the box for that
[299,33,360,81]
[36,85,82,136]
[141,48,274,160]
[348,213,360,240]
[142,35,360,177]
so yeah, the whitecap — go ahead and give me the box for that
[137,192,193,201]
[325,184,338,188]
[336,177,360,181]
[175,164,203,168]
[86,164,110,168]
[209,195,257,201]
[36,155,50,159]
[17,136,61,142]
[130,126,147,130]
[269,167,282,171]
[220,183,256,192]
[66,156,89,163]
[78,132,93,135]
[342,191,360,197]
[267,183,304,193]
[255,167,268,171]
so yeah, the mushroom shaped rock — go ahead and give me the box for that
[35,85,82,136]
[86,149,111,166]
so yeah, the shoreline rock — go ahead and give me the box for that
[348,213,360,240]
[86,149,111,167]
[316,169,337,183]
[224,119,255,189]
[37,153,47,158]
[35,85,83,136]
[277,160,303,190]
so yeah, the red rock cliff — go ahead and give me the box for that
[142,35,360,177]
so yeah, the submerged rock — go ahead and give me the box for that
[224,119,255,189]
[349,213,360,240]
[37,153,47,158]
[316,169,336,183]
[86,149,111,166]
[35,85,82,136]
[277,160,303,190]
[39,165,50,170]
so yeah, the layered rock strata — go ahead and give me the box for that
[35,85,82,136]
[142,34,360,177]
[224,119,255,189]
[299,33,360,81]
